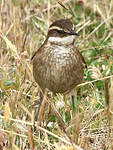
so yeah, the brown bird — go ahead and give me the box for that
[31,19,86,125]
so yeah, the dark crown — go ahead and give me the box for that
[48,19,79,37]
[50,19,73,31]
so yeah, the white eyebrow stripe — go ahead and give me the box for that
[49,26,62,31]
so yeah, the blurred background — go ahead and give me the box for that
[0,0,113,149]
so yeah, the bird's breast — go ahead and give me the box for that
[33,44,84,93]
[48,45,74,66]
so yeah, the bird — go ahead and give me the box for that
[31,19,86,126]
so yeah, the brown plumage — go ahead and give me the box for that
[32,19,86,94]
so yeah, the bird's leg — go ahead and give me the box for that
[71,89,78,113]
[33,92,43,131]
[71,95,75,112]
[34,92,43,120]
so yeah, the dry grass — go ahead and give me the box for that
[0,0,113,149]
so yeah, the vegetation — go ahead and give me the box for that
[0,0,113,149]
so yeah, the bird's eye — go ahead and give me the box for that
[56,29,65,34]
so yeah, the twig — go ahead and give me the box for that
[58,1,72,15]
[37,90,47,126]
[78,75,113,87]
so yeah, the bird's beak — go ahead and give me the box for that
[70,30,79,36]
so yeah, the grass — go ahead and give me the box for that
[0,0,113,149]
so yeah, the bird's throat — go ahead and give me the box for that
[48,35,75,45]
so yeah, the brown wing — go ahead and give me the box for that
[31,50,38,62]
